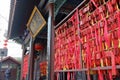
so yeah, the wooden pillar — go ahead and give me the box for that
[33,58,38,80]
[47,1,54,80]
[28,37,34,80]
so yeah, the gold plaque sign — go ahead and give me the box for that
[27,6,46,38]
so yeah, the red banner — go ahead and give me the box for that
[40,61,47,76]
[22,54,29,79]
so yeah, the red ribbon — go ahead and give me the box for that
[76,9,81,69]
[108,70,113,80]
[86,39,92,68]
[107,1,114,14]
[67,72,70,80]
[98,67,104,80]
[111,0,117,4]
[94,26,99,46]
[91,0,98,8]
[68,17,75,69]
[104,18,110,48]
[72,12,77,69]
[86,34,92,80]
[117,12,120,39]
[58,28,63,70]
[110,51,117,75]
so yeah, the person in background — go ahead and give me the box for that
[5,68,11,80]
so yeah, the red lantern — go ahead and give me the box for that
[34,43,44,51]
[3,39,8,48]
